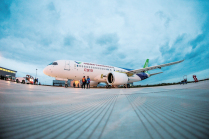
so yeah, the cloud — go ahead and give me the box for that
[64,35,76,46]
[155,11,171,28]
[96,33,119,46]
[47,2,56,11]
[0,0,12,21]
[0,0,209,85]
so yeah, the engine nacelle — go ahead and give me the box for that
[107,72,128,85]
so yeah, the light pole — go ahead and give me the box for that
[36,69,38,78]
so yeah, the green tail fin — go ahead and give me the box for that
[143,59,149,73]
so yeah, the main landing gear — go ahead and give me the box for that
[127,84,130,88]
[124,84,130,88]
[106,84,130,89]
[106,85,111,88]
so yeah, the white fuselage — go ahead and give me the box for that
[43,60,144,85]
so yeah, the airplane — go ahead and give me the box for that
[43,59,184,88]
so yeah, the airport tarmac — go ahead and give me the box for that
[0,80,209,139]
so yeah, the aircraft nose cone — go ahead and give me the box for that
[43,67,48,75]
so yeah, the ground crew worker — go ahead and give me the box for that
[34,78,36,85]
[87,76,90,89]
[82,76,86,89]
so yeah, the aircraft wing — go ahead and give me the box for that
[126,59,184,76]
[149,72,163,76]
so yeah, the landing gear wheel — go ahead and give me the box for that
[127,84,130,88]
[106,85,111,89]
[65,84,68,88]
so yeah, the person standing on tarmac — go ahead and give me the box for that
[82,76,86,89]
[34,78,36,85]
[86,76,90,89]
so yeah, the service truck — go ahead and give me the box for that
[16,75,34,84]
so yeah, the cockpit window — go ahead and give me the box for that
[48,62,58,65]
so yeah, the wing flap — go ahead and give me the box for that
[126,59,184,75]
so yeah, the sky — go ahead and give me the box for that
[0,0,209,85]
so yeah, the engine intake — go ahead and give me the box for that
[107,72,128,85]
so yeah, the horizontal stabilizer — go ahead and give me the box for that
[149,72,163,76]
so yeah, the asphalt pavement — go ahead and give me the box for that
[0,80,209,139]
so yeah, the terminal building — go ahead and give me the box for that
[0,66,17,77]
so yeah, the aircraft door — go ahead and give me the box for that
[64,61,70,70]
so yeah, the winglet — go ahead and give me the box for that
[143,59,149,73]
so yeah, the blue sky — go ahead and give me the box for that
[0,0,209,85]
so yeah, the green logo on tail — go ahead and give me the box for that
[143,59,149,73]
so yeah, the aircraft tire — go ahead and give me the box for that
[106,85,111,89]
[127,84,130,88]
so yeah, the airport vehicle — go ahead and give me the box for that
[5,75,16,82]
[180,75,187,85]
[43,59,184,88]
[16,75,34,84]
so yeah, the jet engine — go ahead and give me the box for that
[107,72,128,85]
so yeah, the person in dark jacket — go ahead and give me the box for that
[86,76,90,89]
[34,78,36,85]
